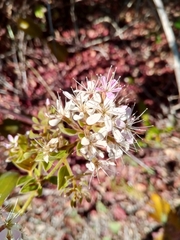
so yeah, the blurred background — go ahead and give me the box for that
[0,0,180,239]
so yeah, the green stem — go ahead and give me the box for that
[46,158,64,179]
[37,162,43,177]
[62,158,73,176]
[19,191,36,215]
[62,159,77,189]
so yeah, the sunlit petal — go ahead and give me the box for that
[86,113,102,125]
[49,118,61,126]
[81,137,90,146]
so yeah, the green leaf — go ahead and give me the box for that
[174,19,180,29]
[78,133,85,139]
[38,109,46,120]
[78,120,85,128]
[60,142,77,153]
[17,175,33,186]
[29,130,40,139]
[32,125,41,131]
[145,127,161,142]
[15,149,36,164]
[23,151,35,161]
[42,160,53,171]
[108,221,121,234]
[37,186,43,196]
[32,117,39,124]
[156,35,161,44]
[59,124,77,136]
[34,167,41,177]
[47,176,57,185]
[13,158,36,172]
[20,179,38,193]
[17,17,43,38]
[53,150,68,159]
[18,135,28,151]
[34,5,46,19]
[76,141,83,156]
[0,172,19,206]
[34,152,44,162]
[47,40,68,62]
[57,166,70,190]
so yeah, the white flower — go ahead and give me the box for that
[113,106,136,145]
[5,135,19,149]
[46,67,146,170]
[121,128,134,144]
[48,97,64,126]
[112,124,134,145]
[86,113,102,125]
[96,68,122,100]
[111,105,128,117]
[43,137,59,163]
[80,132,106,160]
[74,79,98,98]
[107,140,130,159]
[35,137,59,163]
[48,95,71,127]
[86,97,115,130]
[46,98,50,106]
[107,142,123,159]
[63,91,88,121]
[86,158,116,186]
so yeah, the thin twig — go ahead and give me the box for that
[17,31,28,90]
[153,0,180,98]
[70,0,80,45]
[46,2,55,37]
[0,75,20,95]
[94,16,126,39]
[68,15,135,53]
[27,63,57,101]
[0,105,33,125]
[68,17,128,53]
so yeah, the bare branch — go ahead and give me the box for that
[153,0,180,98]
[0,105,33,125]
[70,0,80,45]
[27,63,57,102]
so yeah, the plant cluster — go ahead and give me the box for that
[0,68,146,238]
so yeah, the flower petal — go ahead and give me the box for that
[86,113,102,125]
[104,115,112,132]
[73,112,84,121]
[63,91,73,100]
[49,118,61,126]
[12,227,22,240]
[112,128,124,143]
[81,137,90,146]
[86,162,95,171]
[0,229,7,239]
[48,138,58,145]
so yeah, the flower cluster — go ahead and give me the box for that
[2,67,147,211]
[48,68,142,178]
